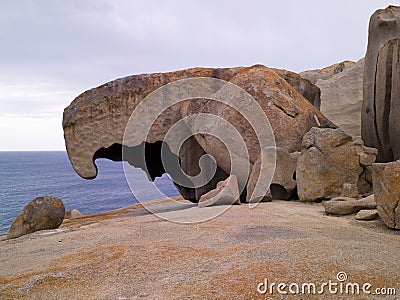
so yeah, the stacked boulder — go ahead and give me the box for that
[298,5,400,229]
[294,127,380,222]
[296,127,376,201]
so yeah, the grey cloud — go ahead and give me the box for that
[0,0,395,150]
[0,0,396,116]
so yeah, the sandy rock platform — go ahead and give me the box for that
[1,199,399,299]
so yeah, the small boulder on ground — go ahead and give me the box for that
[7,196,65,240]
[355,209,379,221]
[323,195,376,215]
[198,175,240,208]
[65,209,83,219]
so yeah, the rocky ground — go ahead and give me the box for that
[1,198,399,299]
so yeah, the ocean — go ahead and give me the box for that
[0,151,180,233]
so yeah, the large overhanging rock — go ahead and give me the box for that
[296,128,377,202]
[373,160,400,229]
[362,5,400,162]
[63,65,335,202]
[63,67,242,180]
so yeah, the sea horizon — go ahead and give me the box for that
[0,151,180,233]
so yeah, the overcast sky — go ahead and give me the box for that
[0,0,395,150]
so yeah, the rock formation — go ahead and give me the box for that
[296,128,377,202]
[362,5,400,162]
[316,59,364,137]
[373,160,400,229]
[300,59,364,137]
[7,196,65,239]
[63,65,335,203]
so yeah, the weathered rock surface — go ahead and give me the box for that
[63,67,242,181]
[373,160,400,229]
[315,59,364,137]
[323,195,376,215]
[300,61,356,84]
[65,209,83,219]
[299,58,364,137]
[297,128,377,201]
[355,209,379,221]
[179,66,335,197]
[7,196,65,239]
[246,147,299,202]
[272,68,321,109]
[1,200,399,299]
[63,65,335,203]
[198,175,240,208]
[362,5,400,162]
